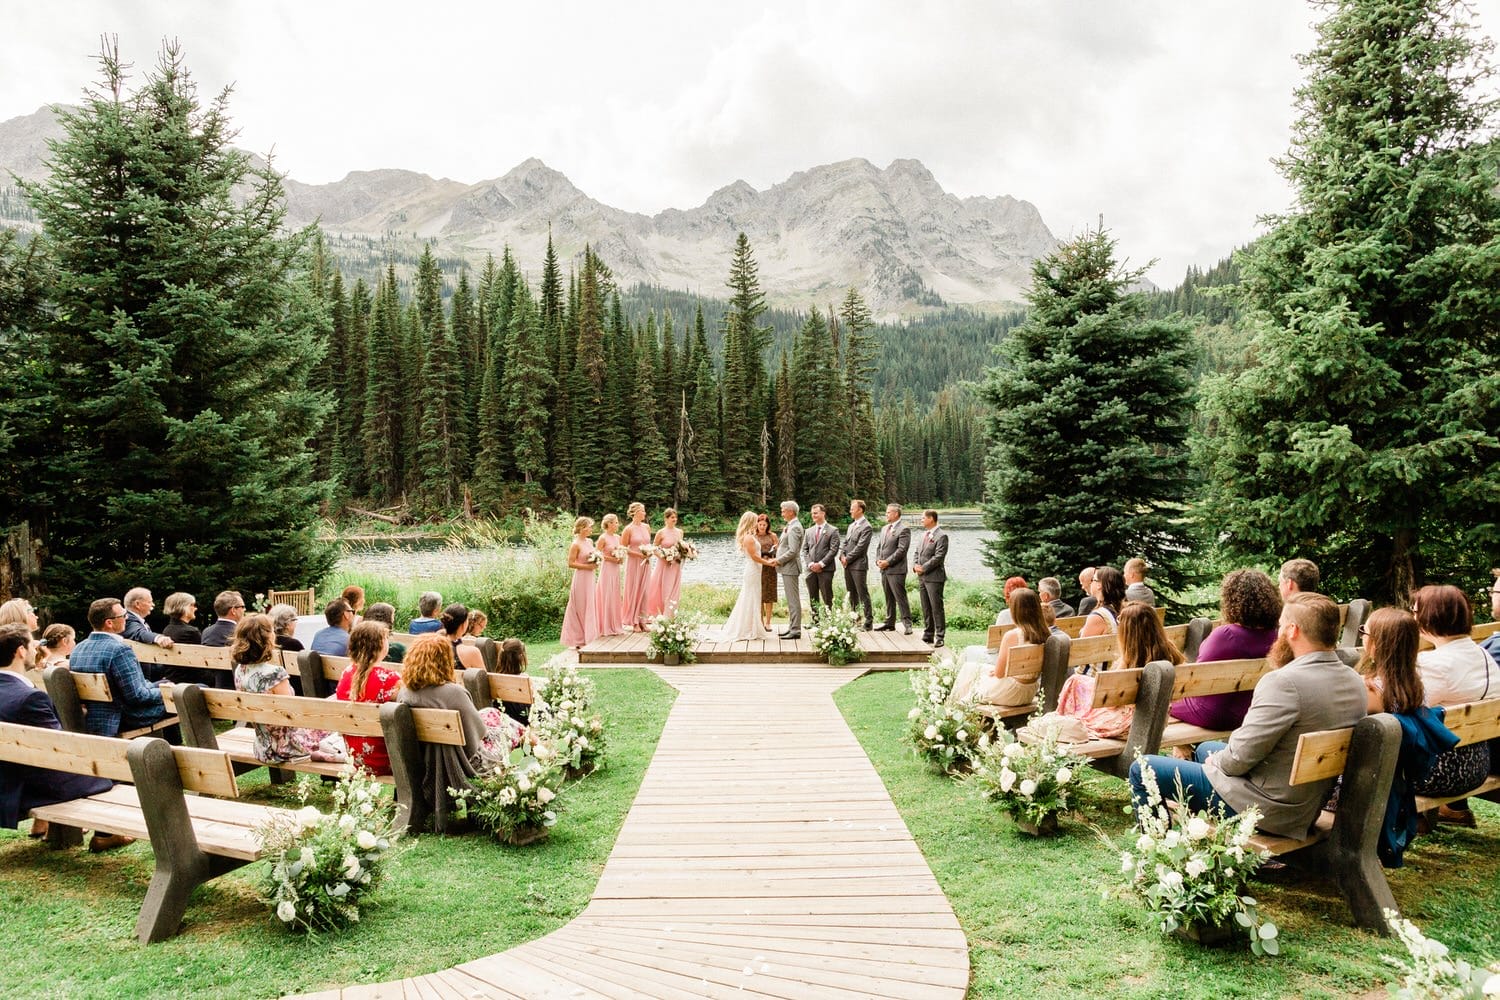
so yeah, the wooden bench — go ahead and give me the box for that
[390,632,498,671]
[984,611,1208,659]
[1242,714,1402,932]
[43,666,180,740]
[1417,620,1500,652]
[1413,696,1500,814]
[163,684,467,834]
[969,633,1071,729]
[461,668,537,714]
[0,721,292,943]
[1340,599,1372,648]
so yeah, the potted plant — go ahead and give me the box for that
[808,607,865,666]
[971,731,1085,836]
[646,609,703,665]
[1114,757,1281,954]
[906,651,992,774]
[451,749,563,845]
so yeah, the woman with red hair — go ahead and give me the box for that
[994,576,1029,625]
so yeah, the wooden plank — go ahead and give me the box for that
[1067,633,1119,668]
[0,720,134,782]
[1090,668,1142,709]
[1288,728,1353,785]
[1171,658,1271,699]
[485,673,535,704]
[1441,696,1500,747]
[69,670,115,702]
[1001,643,1045,680]
[126,640,236,672]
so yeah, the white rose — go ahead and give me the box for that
[1185,858,1208,879]
[999,768,1016,792]
[338,813,357,832]
[577,736,589,750]
[1135,834,1155,853]
[929,692,942,704]
[342,854,361,878]
[1160,870,1183,889]
[276,900,296,923]
[1055,767,1072,785]
[356,830,378,850]
[907,707,921,720]
[1002,742,1023,759]
[1186,816,1211,841]
[296,806,322,830]
[1019,779,1037,797]
[1120,852,1134,873]
[924,725,938,741]
[1480,973,1498,996]
[537,786,556,804]
[955,730,967,742]
[516,776,532,793]
[1163,831,1181,849]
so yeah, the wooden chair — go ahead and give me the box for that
[267,588,316,615]
[0,722,291,943]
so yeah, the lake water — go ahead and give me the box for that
[336,516,999,587]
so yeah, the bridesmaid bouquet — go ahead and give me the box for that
[638,544,659,560]
[610,545,627,563]
[680,540,699,561]
[586,549,604,567]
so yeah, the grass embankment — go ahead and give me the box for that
[835,670,1500,1000]
[0,669,676,1000]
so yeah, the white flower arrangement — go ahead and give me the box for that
[679,539,699,561]
[530,658,607,774]
[808,606,865,666]
[1111,755,1280,955]
[906,651,990,773]
[534,656,599,714]
[646,609,704,663]
[971,729,1086,831]
[586,549,604,566]
[257,769,401,933]
[451,747,563,845]
[638,544,659,560]
[1382,910,1500,998]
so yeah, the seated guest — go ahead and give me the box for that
[1030,602,1184,743]
[230,615,322,764]
[954,587,1050,707]
[311,599,354,656]
[1076,566,1098,616]
[200,591,247,646]
[1080,566,1126,637]
[1278,557,1320,599]
[122,588,174,649]
[465,609,488,638]
[1038,577,1074,620]
[1411,584,1498,828]
[161,592,201,644]
[67,598,173,740]
[398,635,487,764]
[408,591,443,634]
[333,621,400,775]
[34,624,75,673]
[267,604,304,652]
[1124,558,1156,607]
[0,598,39,635]
[1170,569,1281,731]
[1357,608,1467,859]
[1482,572,1499,669]
[494,637,530,725]
[341,585,366,625]
[0,624,124,849]
[362,603,405,662]
[441,603,486,673]
[1129,593,1366,838]
[993,576,1029,626]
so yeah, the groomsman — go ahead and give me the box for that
[841,499,874,630]
[873,503,912,635]
[912,509,948,647]
[802,504,840,623]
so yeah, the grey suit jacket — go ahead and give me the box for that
[802,522,840,572]
[1203,649,1366,838]
[1125,582,1157,607]
[912,528,947,584]
[776,519,804,577]
[875,522,910,577]
[842,518,873,571]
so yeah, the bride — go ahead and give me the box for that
[719,511,777,642]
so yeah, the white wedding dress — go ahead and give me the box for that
[718,537,774,642]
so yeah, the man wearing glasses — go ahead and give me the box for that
[200,592,248,648]
[66,598,172,740]
[1483,572,1500,670]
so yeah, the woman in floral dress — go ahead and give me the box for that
[231,614,322,763]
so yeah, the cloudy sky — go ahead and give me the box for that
[4,1,1497,286]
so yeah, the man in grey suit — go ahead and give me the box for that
[1129,592,1366,838]
[911,509,948,647]
[802,504,840,624]
[872,503,912,635]
[840,499,874,630]
[775,500,805,639]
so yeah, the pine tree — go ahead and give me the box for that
[1198,0,1500,602]
[657,312,678,460]
[364,268,404,501]
[719,234,773,509]
[570,248,609,513]
[506,283,553,494]
[791,308,839,504]
[413,245,465,510]
[981,228,1196,590]
[686,357,726,514]
[342,277,371,498]
[774,355,797,501]
[631,348,673,509]
[449,268,477,477]
[838,287,883,502]
[20,40,335,609]
[0,228,53,591]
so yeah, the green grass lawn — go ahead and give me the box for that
[835,670,1500,1000]
[0,668,676,1000]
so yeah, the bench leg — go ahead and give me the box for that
[44,823,84,849]
[1331,848,1398,933]
[136,855,247,944]
[269,766,293,785]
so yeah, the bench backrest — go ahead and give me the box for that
[1091,656,1269,714]
[986,606,1181,651]
[388,633,498,670]
[161,685,466,745]
[461,668,536,708]
[0,720,238,797]
[1418,620,1500,651]
[1438,696,1500,748]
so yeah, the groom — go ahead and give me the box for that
[776,500,805,639]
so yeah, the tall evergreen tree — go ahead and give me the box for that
[342,277,371,498]
[838,287,883,502]
[413,245,465,510]
[981,228,1195,590]
[364,267,404,501]
[631,348,673,508]
[20,40,335,609]
[505,283,553,494]
[449,268,477,477]
[719,234,772,509]
[570,248,609,512]
[0,228,53,596]
[686,357,725,514]
[1198,0,1500,602]
[791,308,840,503]
[774,355,797,501]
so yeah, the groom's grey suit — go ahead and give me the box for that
[776,515,805,636]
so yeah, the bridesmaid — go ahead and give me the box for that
[560,516,601,650]
[620,501,654,631]
[646,508,685,618]
[595,513,627,636]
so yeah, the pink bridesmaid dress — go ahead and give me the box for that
[560,538,600,648]
[646,527,684,617]
[620,522,653,630]
[595,532,626,635]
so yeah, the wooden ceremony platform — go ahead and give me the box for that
[579,625,936,666]
[292,663,968,999]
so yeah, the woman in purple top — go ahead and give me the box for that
[1170,568,1282,730]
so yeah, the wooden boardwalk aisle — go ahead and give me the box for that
[295,665,969,999]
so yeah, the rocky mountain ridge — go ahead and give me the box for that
[1,104,1056,312]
